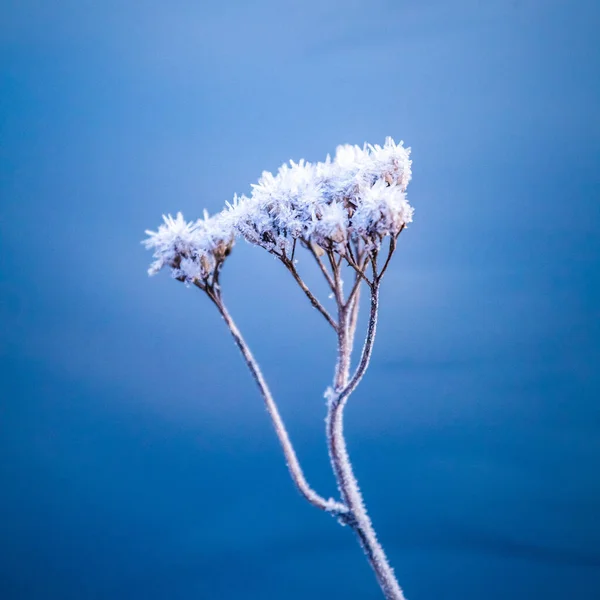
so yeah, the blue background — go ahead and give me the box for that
[1,1,599,598]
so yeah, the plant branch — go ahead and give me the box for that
[338,282,379,402]
[326,282,405,599]
[345,240,357,266]
[345,252,374,288]
[347,282,361,357]
[376,226,403,282]
[306,241,336,291]
[209,294,348,517]
[282,258,338,330]
[327,249,339,284]
[345,260,364,310]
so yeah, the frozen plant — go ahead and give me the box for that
[144,137,413,600]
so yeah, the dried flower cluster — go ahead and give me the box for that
[143,211,233,288]
[144,137,412,283]
[143,137,414,600]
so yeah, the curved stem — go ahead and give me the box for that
[347,283,361,358]
[376,228,402,282]
[283,258,337,330]
[327,285,406,600]
[213,296,347,516]
[306,240,336,291]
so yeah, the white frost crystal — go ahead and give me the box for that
[145,137,413,276]
[143,212,234,283]
[227,136,413,255]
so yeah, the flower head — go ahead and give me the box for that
[143,211,234,284]
[226,159,324,256]
[228,137,413,254]
[144,137,414,282]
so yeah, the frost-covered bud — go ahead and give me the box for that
[225,137,413,257]
[310,200,349,253]
[226,159,326,256]
[146,137,414,280]
[352,180,413,249]
[143,212,234,285]
[367,137,412,192]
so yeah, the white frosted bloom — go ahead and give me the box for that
[334,143,372,172]
[145,137,414,275]
[228,159,329,255]
[143,211,234,283]
[367,137,412,191]
[228,137,413,254]
[311,200,349,252]
[352,180,413,246]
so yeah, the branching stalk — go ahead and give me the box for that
[346,282,361,357]
[145,135,414,600]
[326,280,406,600]
[209,292,347,517]
[306,241,336,292]
[282,259,337,330]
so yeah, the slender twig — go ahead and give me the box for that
[345,260,364,310]
[290,238,297,263]
[369,248,379,282]
[326,282,406,600]
[345,240,357,265]
[208,293,348,517]
[344,252,367,356]
[346,279,361,355]
[282,259,338,330]
[376,226,403,282]
[328,249,344,308]
[327,249,338,279]
[336,282,380,407]
[306,241,336,291]
[346,255,374,288]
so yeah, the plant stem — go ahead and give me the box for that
[283,259,338,330]
[327,284,406,600]
[213,296,347,516]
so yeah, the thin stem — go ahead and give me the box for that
[345,270,360,308]
[306,240,336,291]
[330,256,352,387]
[345,240,357,266]
[347,282,361,357]
[345,253,374,288]
[329,249,345,309]
[327,248,338,277]
[283,259,338,330]
[376,227,403,282]
[211,294,348,517]
[327,284,406,600]
[344,254,366,360]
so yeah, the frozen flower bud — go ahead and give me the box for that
[143,211,234,285]
[352,180,413,248]
[311,200,349,253]
[367,137,412,192]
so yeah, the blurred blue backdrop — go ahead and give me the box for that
[1,1,599,598]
